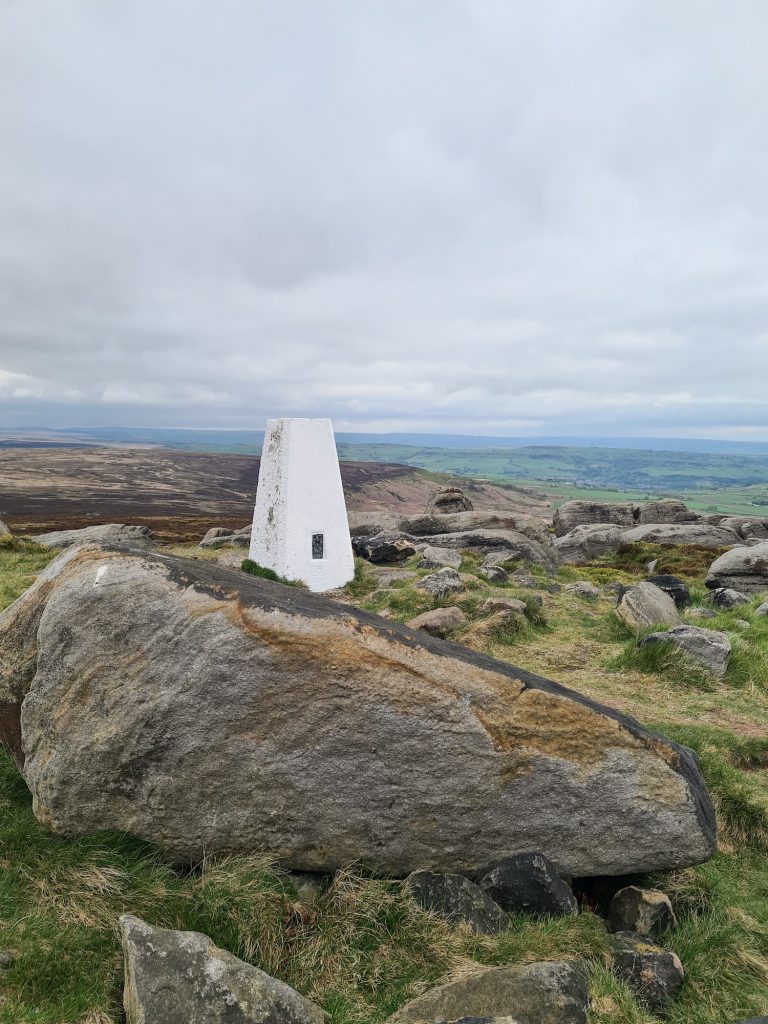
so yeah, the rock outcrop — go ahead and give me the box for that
[553,525,627,565]
[706,542,768,595]
[32,524,152,550]
[621,523,738,548]
[0,547,715,876]
[386,961,589,1024]
[423,530,558,572]
[120,915,325,1024]
[426,487,473,514]
[553,499,700,538]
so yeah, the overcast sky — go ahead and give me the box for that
[1,1,767,438]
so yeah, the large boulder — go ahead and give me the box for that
[0,547,715,876]
[553,501,635,537]
[415,567,466,598]
[348,511,552,545]
[634,500,698,525]
[32,524,152,550]
[120,915,325,1024]
[616,583,682,631]
[424,530,558,572]
[352,532,417,564]
[621,523,738,549]
[553,525,627,565]
[706,542,768,595]
[719,517,768,542]
[426,487,473,514]
[407,607,467,638]
[386,961,589,1024]
[418,545,462,570]
[638,626,731,679]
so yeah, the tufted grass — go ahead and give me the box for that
[3,542,768,1021]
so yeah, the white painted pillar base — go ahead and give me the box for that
[249,418,355,592]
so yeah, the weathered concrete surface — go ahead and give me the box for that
[120,915,325,1024]
[0,548,715,876]
[706,542,768,595]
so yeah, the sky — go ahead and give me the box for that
[1,1,767,439]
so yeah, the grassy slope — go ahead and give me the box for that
[1,537,768,1021]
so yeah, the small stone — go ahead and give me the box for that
[404,871,509,935]
[687,607,717,620]
[563,581,600,599]
[119,915,325,1024]
[646,575,691,609]
[481,598,527,616]
[418,546,462,570]
[735,619,751,630]
[200,527,231,545]
[617,582,682,630]
[610,931,685,1010]
[477,852,578,918]
[755,602,768,617]
[0,950,15,968]
[415,568,466,598]
[408,607,468,638]
[708,587,750,609]
[638,625,731,679]
[478,566,509,584]
[607,886,677,937]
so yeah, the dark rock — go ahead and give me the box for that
[638,625,731,679]
[708,587,749,609]
[0,546,717,876]
[706,542,768,595]
[353,532,417,564]
[478,566,509,584]
[477,852,578,918]
[386,960,589,1024]
[647,575,690,609]
[610,931,685,1010]
[426,488,474,514]
[119,915,325,1024]
[415,567,466,598]
[607,885,676,937]
[616,582,681,630]
[404,871,509,935]
[408,607,467,638]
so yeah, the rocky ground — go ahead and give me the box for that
[1,493,768,1023]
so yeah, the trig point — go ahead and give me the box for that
[249,418,355,592]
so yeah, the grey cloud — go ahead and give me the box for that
[1,0,767,437]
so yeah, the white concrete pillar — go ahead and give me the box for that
[249,418,355,592]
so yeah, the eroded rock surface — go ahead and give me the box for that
[706,542,768,595]
[120,915,325,1024]
[553,525,627,565]
[33,524,152,550]
[404,871,509,935]
[616,583,682,631]
[638,626,731,679]
[0,547,715,875]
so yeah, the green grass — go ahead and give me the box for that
[0,536,55,609]
[241,559,306,588]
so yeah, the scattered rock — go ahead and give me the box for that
[638,625,731,679]
[415,567,466,598]
[508,568,560,593]
[200,527,233,544]
[386,960,589,1024]
[708,587,750,609]
[0,520,10,537]
[477,852,578,918]
[426,487,474,514]
[408,607,467,638]
[0,950,15,968]
[621,523,738,548]
[426,530,558,572]
[610,931,685,1011]
[607,886,677,937]
[33,524,152,550]
[373,568,418,587]
[616,582,682,630]
[563,581,600,600]
[553,501,636,537]
[755,602,768,617]
[706,542,768,595]
[735,619,751,630]
[647,575,690,609]
[481,597,527,616]
[200,531,250,549]
[645,558,659,574]
[353,532,417,564]
[120,915,325,1024]
[478,566,509,584]
[686,607,717,620]
[553,524,627,564]
[2,547,716,875]
[404,870,509,935]
[720,516,768,542]
[418,545,462,570]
